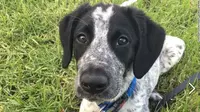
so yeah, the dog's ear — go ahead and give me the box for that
[59,3,92,68]
[124,7,165,78]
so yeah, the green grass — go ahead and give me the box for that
[0,0,199,112]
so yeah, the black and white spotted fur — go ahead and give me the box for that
[59,3,185,112]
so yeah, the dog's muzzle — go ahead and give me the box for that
[76,54,124,100]
[80,66,110,94]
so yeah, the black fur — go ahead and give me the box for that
[59,3,165,79]
[122,7,165,78]
[59,3,92,68]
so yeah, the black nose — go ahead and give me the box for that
[80,74,109,94]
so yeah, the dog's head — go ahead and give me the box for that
[59,3,165,102]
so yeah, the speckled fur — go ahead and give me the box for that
[76,6,127,101]
[76,6,185,112]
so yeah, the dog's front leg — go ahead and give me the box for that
[79,99,101,112]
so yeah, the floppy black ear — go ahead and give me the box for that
[125,7,165,78]
[59,3,92,68]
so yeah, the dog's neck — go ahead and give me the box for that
[98,77,137,112]
[109,67,135,102]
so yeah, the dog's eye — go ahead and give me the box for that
[76,34,88,44]
[117,35,129,46]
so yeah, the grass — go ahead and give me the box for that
[0,0,199,112]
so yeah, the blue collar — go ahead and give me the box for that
[98,77,137,112]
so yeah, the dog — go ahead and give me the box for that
[59,3,185,112]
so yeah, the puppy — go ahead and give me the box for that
[59,3,185,112]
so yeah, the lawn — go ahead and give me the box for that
[0,0,199,112]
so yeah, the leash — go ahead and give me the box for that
[154,72,200,112]
[98,73,200,112]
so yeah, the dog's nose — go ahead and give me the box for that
[80,74,109,94]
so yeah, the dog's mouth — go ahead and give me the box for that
[76,81,120,102]
[84,95,104,102]
[75,72,122,102]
